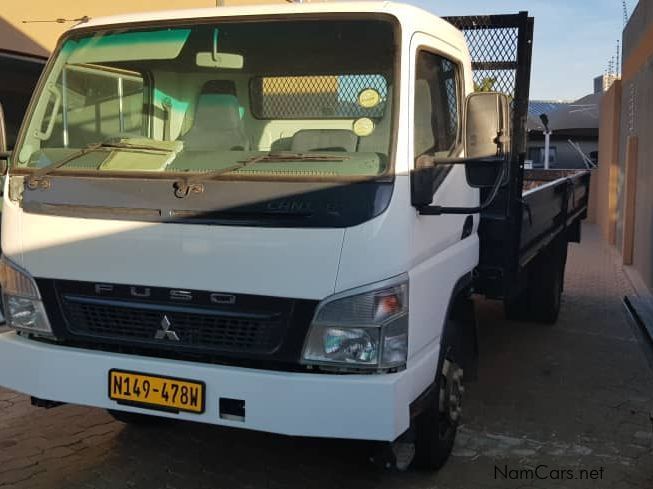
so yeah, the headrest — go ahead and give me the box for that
[194,93,242,131]
[414,79,435,155]
[200,80,237,96]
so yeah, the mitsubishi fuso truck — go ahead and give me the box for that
[0,2,590,471]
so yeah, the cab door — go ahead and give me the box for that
[407,32,480,354]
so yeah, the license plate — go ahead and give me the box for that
[108,369,205,414]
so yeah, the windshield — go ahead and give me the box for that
[14,18,397,181]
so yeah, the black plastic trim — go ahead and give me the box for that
[37,278,319,369]
[21,177,394,228]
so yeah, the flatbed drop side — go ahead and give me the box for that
[480,167,591,322]
[0,3,590,473]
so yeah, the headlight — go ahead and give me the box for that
[302,275,408,372]
[0,256,53,336]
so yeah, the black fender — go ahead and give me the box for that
[439,272,478,380]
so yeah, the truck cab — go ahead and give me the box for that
[0,2,538,470]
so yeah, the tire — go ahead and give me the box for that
[504,238,567,324]
[107,409,171,426]
[530,251,564,323]
[504,287,531,321]
[412,338,464,470]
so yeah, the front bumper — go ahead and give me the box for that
[0,332,438,441]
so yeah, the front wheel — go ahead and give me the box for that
[412,352,465,470]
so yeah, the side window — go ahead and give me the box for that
[414,50,460,158]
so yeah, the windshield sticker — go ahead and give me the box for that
[358,88,381,109]
[353,117,375,137]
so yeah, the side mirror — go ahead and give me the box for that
[463,92,510,189]
[411,91,511,215]
[465,91,510,159]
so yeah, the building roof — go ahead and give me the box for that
[528,93,601,133]
[529,100,571,118]
[0,48,47,63]
[0,16,50,57]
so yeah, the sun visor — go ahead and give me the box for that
[65,29,191,64]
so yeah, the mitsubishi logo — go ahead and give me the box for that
[155,315,180,341]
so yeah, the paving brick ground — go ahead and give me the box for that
[1,224,652,489]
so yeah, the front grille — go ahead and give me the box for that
[62,297,284,354]
[35,279,318,367]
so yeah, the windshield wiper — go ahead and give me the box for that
[25,139,175,190]
[172,153,268,198]
[172,152,348,198]
[240,152,349,163]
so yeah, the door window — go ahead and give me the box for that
[414,50,460,158]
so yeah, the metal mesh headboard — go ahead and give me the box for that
[250,74,389,120]
[444,13,534,156]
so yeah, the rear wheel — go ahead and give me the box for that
[530,251,564,323]
[504,287,531,321]
[504,238,567,324]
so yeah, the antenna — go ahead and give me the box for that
[23,16,90,24]
[622,0,629,26]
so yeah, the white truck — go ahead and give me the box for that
[0,2,590,470]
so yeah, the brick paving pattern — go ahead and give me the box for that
[0,224,652,488]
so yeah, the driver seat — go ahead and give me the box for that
[184,87,250,151]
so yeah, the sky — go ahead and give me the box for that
[406,0,628,101]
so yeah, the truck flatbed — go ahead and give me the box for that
[520,169,590,268]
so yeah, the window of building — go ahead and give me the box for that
[528,146,557,167]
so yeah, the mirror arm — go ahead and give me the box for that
[0,150,11,159]
[417,159,507,216]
